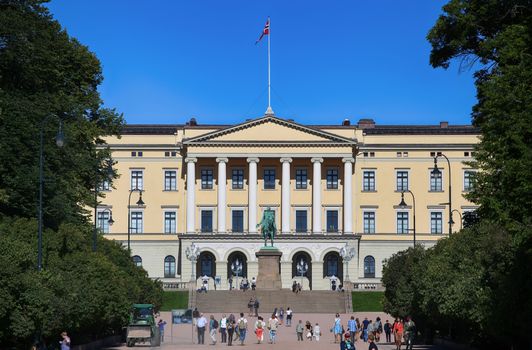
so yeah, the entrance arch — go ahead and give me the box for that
[323,251,343,289]
[292,251,312,290]
[227,251,248,280]
[197,251,216,278]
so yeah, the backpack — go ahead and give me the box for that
[238,319,246,330]
[257,321,263,329]
[213,319,219,329]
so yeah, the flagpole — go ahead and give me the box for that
[267,16,271,111]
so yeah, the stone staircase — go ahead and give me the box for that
[195,290,346,314]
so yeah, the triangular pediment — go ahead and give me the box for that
[184,116,356,145]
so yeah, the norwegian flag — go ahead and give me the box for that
[255,18,270,44]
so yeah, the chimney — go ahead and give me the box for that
[440,121,449,128]
[342,119,351,126]
[358,118,375,129]
[189,117,198,126]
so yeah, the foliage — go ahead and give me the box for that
[161,291,189,311]
[351,291,383,312]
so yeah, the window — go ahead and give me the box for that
[132,151,143,157]
[164,151,177,157]
[431,212,443,234]
[137,151,143,157]
[363,211,375,234]
[464,171,475,191]
[97,211,110,234]
[369,152,375,157]
[430,169,443,191]
[363,152,368,157]
[396,171,408,191]
[232,169,244,189]
[396,152,402,158]
[326,169,338,189]
[362,171,375,191]
[464,151,470,157]
[131,151,136,157]
[164,170,177,191]
[232,210,244,232]
[132,255,142,267]
[295,210,307,233]
[403,152,409,157]
[201,168,213,189]
[99,180,110,191]
[326,210,338,232]
[164,256,176,278]
[201,210,213,233]
[364,256,375,278]
[324,252,340,277]
[264,169,275,189]
[130,211,143,233]
[164,211,177,233]
[131,170,143,190]
[397,212,409,234]
[199,252,215,277]
[295,169,308,189]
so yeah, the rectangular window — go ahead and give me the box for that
[264,169,276,189]
[131,170,143,190]
[430,212,443,234]
[232,210,244,232]
[99,180,110,191]
[164,211,177,234]
[97,211,110,234]
[164,170,177,191]
[326,169,339,189]
[396,171,408,191]
[362,171,375,191]
[130,211,143,234]
[363,211,375,234]
[464,171,475,191]
[232,169,244,189]
[201,168,213,189]
[397,212,409,234]
[326,210,338,232]
[295,169,308,189]
[295,210,308,233]
[201,210,213,233]
[430,170,443,191]
[137,151,143,157]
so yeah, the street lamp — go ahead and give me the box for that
[296,258,308,289]
[432,154,452,235]
[231,258,243,290]
[185,242,201,282]
[93,159,114,252]
[451,209,463,230]
[398,190,416,247]
[96,207,114,232]
[127,189,145,252]
[37,116,64,271]
[339,243,356,282]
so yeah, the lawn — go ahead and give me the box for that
[351,291,384,312]
[161,291,189,311]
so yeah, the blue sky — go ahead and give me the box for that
[47,0,477,126]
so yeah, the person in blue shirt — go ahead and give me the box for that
[157,319,167,342]
[362,317,370,342]
[347,316,357,342]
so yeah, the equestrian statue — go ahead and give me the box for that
[257,207,276,247]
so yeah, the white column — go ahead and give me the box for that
[186,157,197,233]
[312,158,323,233]
[343,157,354,234]
[280,157,292,234]
[247,157,259,233]
[216,158,228,233]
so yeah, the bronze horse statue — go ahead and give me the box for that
[257,207,276,247]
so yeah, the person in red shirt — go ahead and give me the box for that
[392,318,404,350]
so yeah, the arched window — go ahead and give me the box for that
[197,252,216,278]
[164,255,176,278]
[227,251,248,279]
[323,252,343,281]
[132,255,142,267]
[292,251,313,289]
[364,255,375,278]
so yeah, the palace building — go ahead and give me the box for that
[96,114,479,290]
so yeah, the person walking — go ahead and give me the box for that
[237,312,248,345]
[255,316,266,344]
[286,307,293,326]
[229,276,233,290]
[251,276,257,290]
[279,307,285,325]
[157,319,167,343]
[362,317,370,342]
[384,320,392,343]
[268,313,279,344]
[296,320,304,341]
[332,313,342,343]
[59,332,71,350]
[248,297,255,316]
[196,313,207,344]
[313,322,321,341]
[340,332,354,350]
[220,314,228,343]
[367,320,375,341]
[209,315,219,345]
[375,317,382,342]
[368,333,379,350]
[227,314,236,346]
[404,316,416,350]
[347,316,357,342]
[305,321,313,341]
[393,318,404,350]
[355,317,361,341]
[253,298,260,317]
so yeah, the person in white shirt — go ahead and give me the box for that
[268,314,279,344]
[286,307,293,326]
[313,323,321,341]
[196,313,207,344]
[220,314,228,343]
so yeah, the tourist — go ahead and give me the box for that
[367,320,374,341]
[59,332,70,350]
[404,316,416,350]
[332,313,342,343]
[368,333,379,350]
[220,314,228,343]
[384,320,392,343]
[362,317,370,342]
[296,320,304,341]
[340,332,354,350]
[355,318,361,341]
[227,314,236,346]
[237,312,248,345]
[196,313,207,344]
[248,297,255,316]
[313,322,321,341]
[375,317,382,342]
[251,276,257,290]
[279,307,285,325]
[305,320,313,340]
[268,313,279,344]
[292,280,297,293]
[347,315,357,342]
[253,298,260,317]
[157,319,167,342]
[255,316,266,344]
[229,276,233,290]
[393,318,404,350]
[209,315,218,345]
[286,307,293,326]
[297,282,302,293]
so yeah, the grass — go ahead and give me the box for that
[161,291,189,311]
[351,291,384,312]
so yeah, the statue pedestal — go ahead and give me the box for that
[255,248,283,290]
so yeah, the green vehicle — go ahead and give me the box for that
[126,304,160,347]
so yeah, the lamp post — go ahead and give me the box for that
[398,190,416,247]
[296,258,308,289]
[37,116,64,271]
[127,189,145,252]
[451,209,463,230]
[231,258,243,290]
[185,242,201,282]
[339,243,356,282]
[432,154,452,235]
[93,160,114,252]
